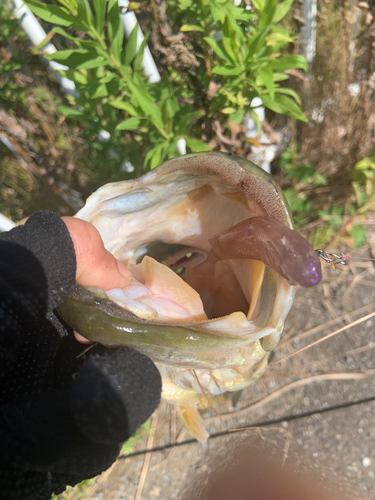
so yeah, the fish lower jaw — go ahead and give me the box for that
[101,248,295,353]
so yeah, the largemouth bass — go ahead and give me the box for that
[58,151,321,440]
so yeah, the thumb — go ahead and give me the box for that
[62,216,132,291]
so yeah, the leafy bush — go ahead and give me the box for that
[278,143,327,226]
[24,0,307,176]
[0,3,28,108]
[351,152,375,212]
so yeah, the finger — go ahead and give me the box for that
[62,217,132,291]
[73,330,94,345]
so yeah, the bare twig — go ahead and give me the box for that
[204,371,375,422]
[134,413,158,500]
[272,312,375,366]
[277,302,375,350]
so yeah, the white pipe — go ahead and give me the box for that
[9,0,124,164]
[11,0,78,96]
[0,213,17,231]
[118,0,161,83]
[11,0,161,90]
[0,134,18,156]
[303,0,317,65]
[176,138,186,155]
[244,97,274,174]
[10,0,175,169]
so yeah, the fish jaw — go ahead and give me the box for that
[60,151,310,439]
[73,151,296,344]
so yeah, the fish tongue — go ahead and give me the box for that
[208,216,322,288]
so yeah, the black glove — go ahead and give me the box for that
[0,212,162,500]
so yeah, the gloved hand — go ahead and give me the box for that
[0,212,162,500]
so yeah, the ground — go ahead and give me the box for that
[59,234,375,500]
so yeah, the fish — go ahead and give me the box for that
[57,151,322,441]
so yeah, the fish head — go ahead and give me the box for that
[58,152,321,440]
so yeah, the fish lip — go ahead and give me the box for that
[156,151,294,228]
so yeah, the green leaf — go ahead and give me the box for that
[24,0,83,28]
[229,110,245,125]
[121,422,150,454]
[58,106,86,118]
[246,78,263,96]
[212,65,242,76]
[284,189,313,214]
[161,100,172,133]
[107,0,124,64]
[266,31,294,45]
[274,0,294,23]
[164,140,179,156]
[144,142,167,169]
[180,24,204,33]
[177,0,193,8]
[52,27,105,50]
[249,109,262,132]
[221,107,237,114]
[52,26,80,41]
[57,0,77,14]
[92,0,106,32]
[257,0,277,31]
[352,182,366,207]
[252,0,265,12]
[203,37,231,64]
[123,24,138,66]
[350,224,368,248]
[62,69,88,84]
[185,137,211,152]
[45,49,106,69]
[126,77,164,130]
[267,55,307,72]
[116,117,141,130]
[222,19,239,63]
[226,3,252,26]
[273,73,289,82]
[258,67,274,100]
[210,2,225,23]
[86,82,108,98]
[173,109,203,134]
[276,87,302,105]
[262,93,307,122]
[77,0,93,26]
[246,0,277,57]
[109,101,138,115]
[133,36,148,72]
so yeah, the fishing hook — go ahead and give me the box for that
[315,249,348,270]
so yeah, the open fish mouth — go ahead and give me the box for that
[58,151,321,440]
